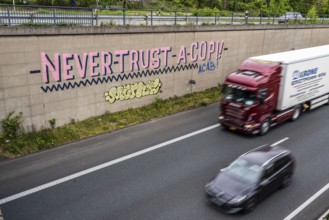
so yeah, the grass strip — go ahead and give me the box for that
[0,87,221,158]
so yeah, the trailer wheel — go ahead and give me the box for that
[291,105,302,121]
[259,119,270,135]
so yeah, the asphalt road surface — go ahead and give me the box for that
[0,103,328,220]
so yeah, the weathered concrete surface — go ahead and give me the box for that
[1,25,329,132]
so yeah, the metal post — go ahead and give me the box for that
[174,11,177,25]
[96,9,98,26]
[231,12,233,24]
[123,9,126,26]
[232,0,237,24]
[151,10,153,26]
[53,9,56,24]
[196,12,198,26]
[214,12,217,25]
[7,8,11,26]
[259,11,262,24]
[90,9,94,26]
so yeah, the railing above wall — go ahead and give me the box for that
[1,4,329,27]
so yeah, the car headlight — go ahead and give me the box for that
[228,195,247,205]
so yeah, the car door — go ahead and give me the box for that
[258,163,280,200]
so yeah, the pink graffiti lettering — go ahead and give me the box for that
[41,52,61,83]
[177,46,187,65]
[75,53,88,78]
[216,40,224,60]
[150,48,160,69]
[190,42,198,62]
[90,51,100,77]
[130,50,139,72]
[208,41,215,60]
[101,52,113,76]
[115,50,129,73]
[140,49,150,69]
[41,52,114,84]
[104,78,162,104]
[63,53,74,80]
[199,42,207,61]
[189,41,224,63]
[40,41,223,85]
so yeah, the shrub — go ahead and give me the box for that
[1,111,23,140]
[48,118,56,129]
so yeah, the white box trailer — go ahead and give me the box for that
[250,45,329,111]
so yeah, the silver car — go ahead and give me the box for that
[278,12,303,23]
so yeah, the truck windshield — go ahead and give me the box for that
[223,85,257,106]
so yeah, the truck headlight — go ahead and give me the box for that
[244,124,254,129]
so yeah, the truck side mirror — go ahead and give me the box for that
[258,88,268,104]
[259,96,265,104]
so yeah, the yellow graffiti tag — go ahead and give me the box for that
[105,78,162,104]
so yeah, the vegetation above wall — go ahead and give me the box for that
[0,87,221,159]
[3,0,329,17]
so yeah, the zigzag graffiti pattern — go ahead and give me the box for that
[41,63,199,93]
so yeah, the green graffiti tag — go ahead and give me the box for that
[105,78,162,104]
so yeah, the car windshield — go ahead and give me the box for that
[223,85,257,106]
[224,158,263,185]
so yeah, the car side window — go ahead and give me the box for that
[273,156,291,173]
[262,164,275,180]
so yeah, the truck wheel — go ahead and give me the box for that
[291,105,302,121]
[259,119,270,135]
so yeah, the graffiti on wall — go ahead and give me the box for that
[104,78,162,104]
[30,40,225,93]
[198,60,217,74]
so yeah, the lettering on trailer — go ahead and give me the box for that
[289,66,327,99]
[291,68,324,85]
[30,40,225,93]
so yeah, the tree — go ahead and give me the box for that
[268,0,292,14]
[313,0,328,15]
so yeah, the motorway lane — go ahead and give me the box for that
[1,104,329,219]
[0,104,219,200]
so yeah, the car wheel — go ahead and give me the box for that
[244,198,256,213]
[259,119,270,135]
[291,105,302,121]
[281,174,292,189]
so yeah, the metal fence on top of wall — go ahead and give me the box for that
[1,4,329,27]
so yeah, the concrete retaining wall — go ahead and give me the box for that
[1,25,329,132]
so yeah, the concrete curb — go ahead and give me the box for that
[319,209,329,220]
[1,24,329,36]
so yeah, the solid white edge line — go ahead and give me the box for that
[271,137,289,146]
[0,124,220,205]
[284,182,329,220]
[318,208,329,220]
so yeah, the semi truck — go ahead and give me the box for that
[219,45,329,135]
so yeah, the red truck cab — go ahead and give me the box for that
[219,59,292,135]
